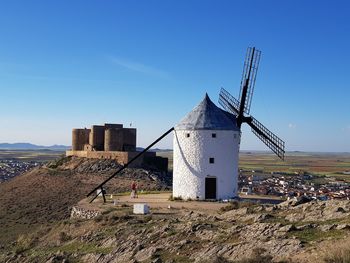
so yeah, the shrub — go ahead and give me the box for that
[59,231,71,242]
[14,234,36,254]
[168,194,183,201]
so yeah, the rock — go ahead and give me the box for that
[279,196,313,208]
[336,224,350,230]
[279,224,296,232]
[134,247,161,262]
[80,253,104,263]
[178,239,191,246]
[152,257,162,263]
[239,223,282,241]
[296,224,318,231]
[133,244,144,253]
[218,207,249,221]
[253,213,274,222]
[265,205,277,212]
[319,224,336,231]
[191,223,213,232]
[45,255,67,263]
[335,207,347,213]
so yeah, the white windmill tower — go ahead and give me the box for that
[173,94,240,200]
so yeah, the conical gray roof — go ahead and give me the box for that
[175,94,239,131]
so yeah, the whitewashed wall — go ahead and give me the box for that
[173,129,240,200]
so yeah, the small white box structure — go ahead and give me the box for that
[97,189,103,196]
[133,204,150,215]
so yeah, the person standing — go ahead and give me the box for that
[131,181,138,198]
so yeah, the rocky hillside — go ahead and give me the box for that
[2,196,350,262]
[0,156,171,244]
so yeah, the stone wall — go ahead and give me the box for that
[66,150,156,167]
[70,206,101,219]
[122,128,137,151]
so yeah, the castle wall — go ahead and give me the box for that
[105,123,123,129]
[122,128,136,151]
[66,150,156,167]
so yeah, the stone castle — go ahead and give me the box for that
[70,123,136,152]
[66,123,167,170]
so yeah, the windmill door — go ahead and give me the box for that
[205,177,217,199]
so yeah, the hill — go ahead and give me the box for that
[0,156,170,244]
[0,143,70,150]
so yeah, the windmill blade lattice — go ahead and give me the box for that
[247,116,285,160]
[238,47,261,115]
[218,88,240,115]
[218,47,285,160]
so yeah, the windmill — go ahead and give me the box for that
[218,47,285,160]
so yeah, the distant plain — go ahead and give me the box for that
[0,149,348,181]
[0,149,64,161]
[157,151,350,182]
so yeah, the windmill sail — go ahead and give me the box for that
[218,47,285,160]
[218,88,240,115]
[247,116,285,160]
[238,47,261,115]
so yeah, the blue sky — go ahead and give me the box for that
[0,0,349,152]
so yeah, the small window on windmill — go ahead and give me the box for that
[186,133,190,138]
[209,157,215,164]
[212,133,216,138]
[234,134,237,139]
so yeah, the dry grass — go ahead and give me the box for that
[323,238,350,263]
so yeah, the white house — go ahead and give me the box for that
[173,94,240,200]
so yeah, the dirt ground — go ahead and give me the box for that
[79,192,284,216]
[79,193,228,213]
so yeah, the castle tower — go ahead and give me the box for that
[173,94,240,200]
[72,128,90,151]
